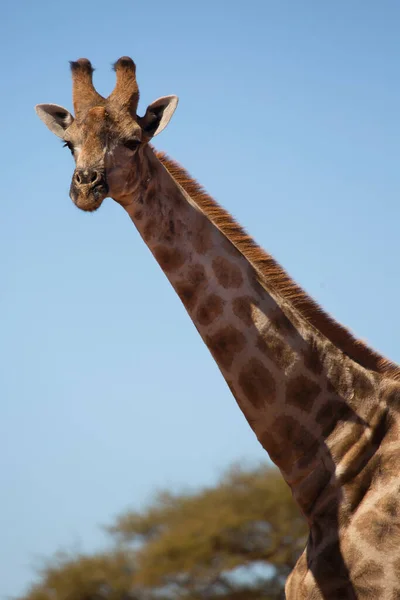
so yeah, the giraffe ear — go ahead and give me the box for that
[140,95,179,138]
[35,103,74,139]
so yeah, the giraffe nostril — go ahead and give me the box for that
[74,169,104,188]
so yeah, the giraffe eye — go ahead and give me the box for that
[124,139,141,151]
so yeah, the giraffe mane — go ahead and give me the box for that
[156,150,400,382]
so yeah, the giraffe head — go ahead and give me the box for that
[35,57,178,212]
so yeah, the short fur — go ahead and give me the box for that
[69,58,105,117]
[157,151,400,382]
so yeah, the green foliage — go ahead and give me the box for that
[23,550,139,600]
[20,465,307,600]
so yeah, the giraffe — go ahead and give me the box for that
[35,57,400,599]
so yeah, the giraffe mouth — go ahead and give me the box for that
[69,179,109,212]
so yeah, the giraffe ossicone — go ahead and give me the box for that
[36,58,400,599]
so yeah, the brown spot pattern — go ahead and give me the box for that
[351,369,375,400]
[385,386,400,410]
[187,263,206,286]
[376,494,400,518]
[158,152,400,383]
[143,218,156,241]
[271,308,298,336]
[193,223,213,255]
[316,399,355,438]
[385,413,400,444]
[144,182,157,207]
[176,282,198,311]
[212,256,243,289]
[196,294,224,326]
[153,245,185,272]
[256,328,296,371]
[375,449,400,483]
[226,379,257,429]
[302,340,325,375]
[232,296,256,327]
[286,374,321,411]
[261,416,318,472]
[161,218,175,243]
[356,509,400,551]
[175,264,206,312]
[393,558,400,579]
[238,358,276,409]
[343,543,384,594]
[205,326,246,371]
[326,358,352,397]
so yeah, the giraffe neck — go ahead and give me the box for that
[119,146,387,519]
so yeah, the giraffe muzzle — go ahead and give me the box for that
[70,168,109,212]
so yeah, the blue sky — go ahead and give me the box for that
[1,1,400,596]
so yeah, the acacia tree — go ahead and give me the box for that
[21,465,307,600]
